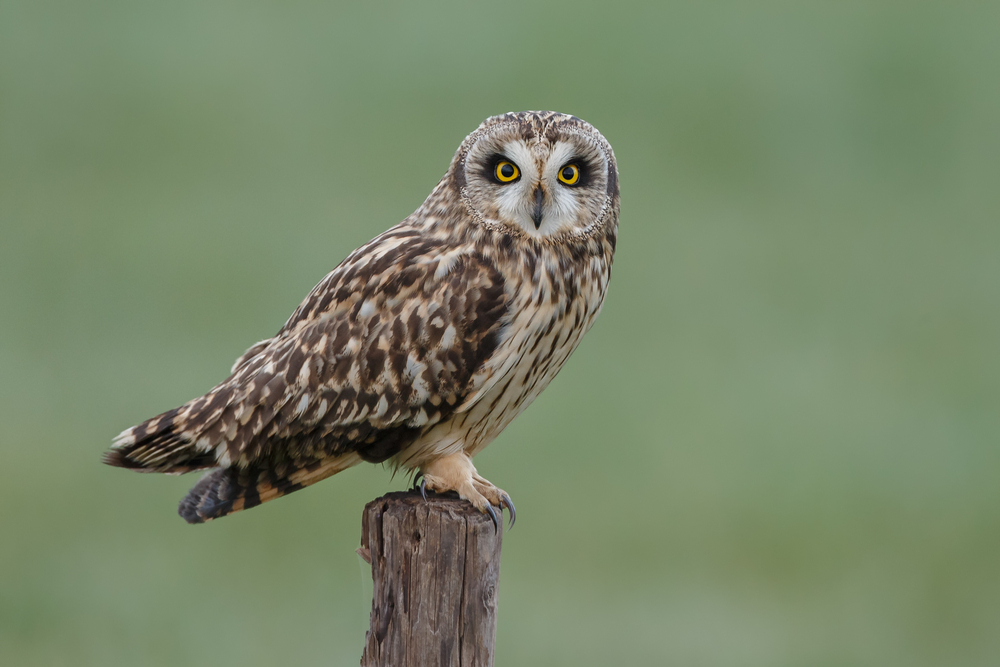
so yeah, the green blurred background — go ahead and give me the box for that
[2,1,998,665]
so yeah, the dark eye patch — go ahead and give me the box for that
[561,156,593,187]
[484,154,520,184]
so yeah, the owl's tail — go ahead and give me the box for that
[103,405,218,474]
[177,453,362,524]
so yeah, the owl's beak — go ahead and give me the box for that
[531,186,544,229]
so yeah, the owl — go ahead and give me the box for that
[104,111,620,530]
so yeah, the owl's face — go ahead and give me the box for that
[454,112,617,240]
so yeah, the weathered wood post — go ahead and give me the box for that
[358,491,503,667]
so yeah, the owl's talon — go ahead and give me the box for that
[419,453,510,534]
[500,493,516,529]
[412,471,424,490]
[485,503,500,534]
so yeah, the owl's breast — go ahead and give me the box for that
[395,232,614,467]
[455,243,612,453]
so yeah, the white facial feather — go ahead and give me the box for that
[493,140,538,232]
[486,139,606,238]
[543,141,589,235]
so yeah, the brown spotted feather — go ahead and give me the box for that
[105,110,619,523]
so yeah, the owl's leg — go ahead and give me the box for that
[419,452,515,531]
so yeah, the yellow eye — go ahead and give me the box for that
[495,160,519,183]
[558,164,580,185]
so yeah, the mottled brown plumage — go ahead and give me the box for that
[105,111,620,524]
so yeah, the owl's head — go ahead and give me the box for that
[450,111,619,240]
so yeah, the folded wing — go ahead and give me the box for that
[105,233,509,522]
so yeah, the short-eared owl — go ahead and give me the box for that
[105,111,620,528]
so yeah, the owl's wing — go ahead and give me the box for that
[105,239,509,521]
[230,338,274,374]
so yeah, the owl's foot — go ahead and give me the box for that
[419,453,514,533]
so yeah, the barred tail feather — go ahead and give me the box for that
[178,453,362,524]
[103,407,217,474]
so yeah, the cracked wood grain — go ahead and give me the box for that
[360,491,503,666]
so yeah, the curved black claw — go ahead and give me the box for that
[485,504,500,534]
[411,471,424,490]
[500,493,516,529]
[420,479,428,502]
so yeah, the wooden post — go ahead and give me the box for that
[358,491,503,667]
